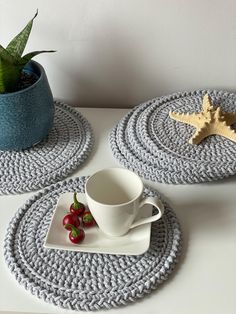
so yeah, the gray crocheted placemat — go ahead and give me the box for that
[110,90,236,184]
[0,101,93,194]
[4,177,182,311]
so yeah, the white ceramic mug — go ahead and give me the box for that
[85,168,164,237]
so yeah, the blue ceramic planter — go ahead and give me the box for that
[0,61,54,151]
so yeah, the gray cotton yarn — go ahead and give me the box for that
[4,177,182,311]
[0,101,93,194]
[109,90,236,184]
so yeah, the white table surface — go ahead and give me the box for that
[1,107,236,314]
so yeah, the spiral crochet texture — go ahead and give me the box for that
[4,177,182,311]
[109,90,236,184]
[0,101,93,194]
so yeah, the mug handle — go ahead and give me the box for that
[130,197,164,229]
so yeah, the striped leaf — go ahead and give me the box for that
[6,10,38,59]
[0,59,22,93]
[0,44,21,93]
[21,50,55,65]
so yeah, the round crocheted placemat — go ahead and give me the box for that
[4,177,182,311]
[109,90,236,184]
[0,101,93,194]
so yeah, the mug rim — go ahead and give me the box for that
[85,167,144,207]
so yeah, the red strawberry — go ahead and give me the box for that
[70,192,85,216]
[64,224,85,244]
[82,211,96,227]
[63,213,80,230]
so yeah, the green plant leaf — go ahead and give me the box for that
[0,44,22,93]
[0,58,22,93]
[6,10,38,59]
[0,44,16,64]
[20,50,55,65]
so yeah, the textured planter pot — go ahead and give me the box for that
[0,61,54,151]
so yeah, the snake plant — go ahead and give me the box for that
[0,11,55,93]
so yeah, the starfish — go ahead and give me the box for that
[169,93,236,144]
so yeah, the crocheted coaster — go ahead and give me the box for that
[4,177,182,311]
[110,90,236,184]
[0,101,93,194]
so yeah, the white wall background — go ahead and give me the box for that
[0,0,236,108]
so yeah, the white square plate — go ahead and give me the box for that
[44,193,152,255]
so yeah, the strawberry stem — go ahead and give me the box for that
[83,213,93,223]
[64,224,79,237]
[73,192,80,209]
